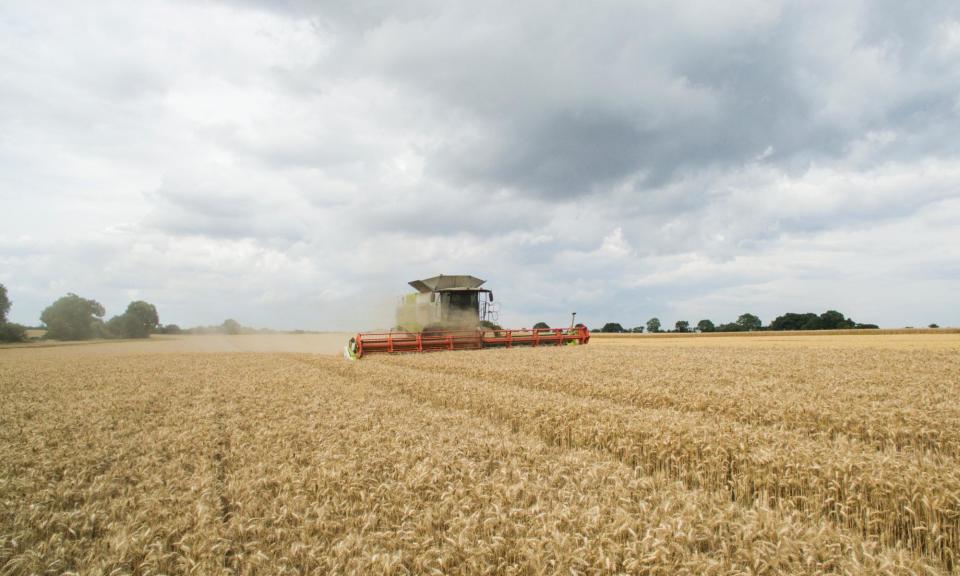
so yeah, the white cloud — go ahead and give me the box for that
[599,228,633,258]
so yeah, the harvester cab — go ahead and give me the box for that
[397,274,497,332]
[344,275,589,359]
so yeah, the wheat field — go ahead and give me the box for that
[1,334,958,574]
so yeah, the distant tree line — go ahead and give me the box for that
[39,293,161,340]
[151,319,281,335]
[183,319,279,335]
[593,310,883,333]
[0,285,164,342]
[0,284,285,343]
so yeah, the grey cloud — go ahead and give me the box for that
[350,194,539,237]
[315,1,959,199]
[432,109,652,198]
[146,172,313,242]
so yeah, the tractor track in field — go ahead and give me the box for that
[211,409,237,571]
[371,350,960,459]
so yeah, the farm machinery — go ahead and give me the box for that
[344,275,590,359]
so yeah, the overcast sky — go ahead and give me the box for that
[2,0,959,330]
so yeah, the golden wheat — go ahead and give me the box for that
[1,332,958,574]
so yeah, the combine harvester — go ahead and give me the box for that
[345,275,589,359]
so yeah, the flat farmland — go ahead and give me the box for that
[1,334,958,574]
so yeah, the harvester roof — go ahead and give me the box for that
[408,275,487,293]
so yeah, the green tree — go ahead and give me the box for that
[123,301,159,338]
[105,315,126,338]
[0,322,27,342]
[601,322,625,333]
[40,293,106,340]
[222,318,242,335]
[630,326,645,333]
[696,319,715,332]
[771,311,863,331]
[161,324,182,334]
[675,320,690,333]
[533,321,550,329]
[104,301,159,339]
[770,312,817,331]
[646,317,661,333]
[819,310,849,330]
[0,283,26,342]
[736,313,762,331]
[929,323,940,329]
[0,283,10,324]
